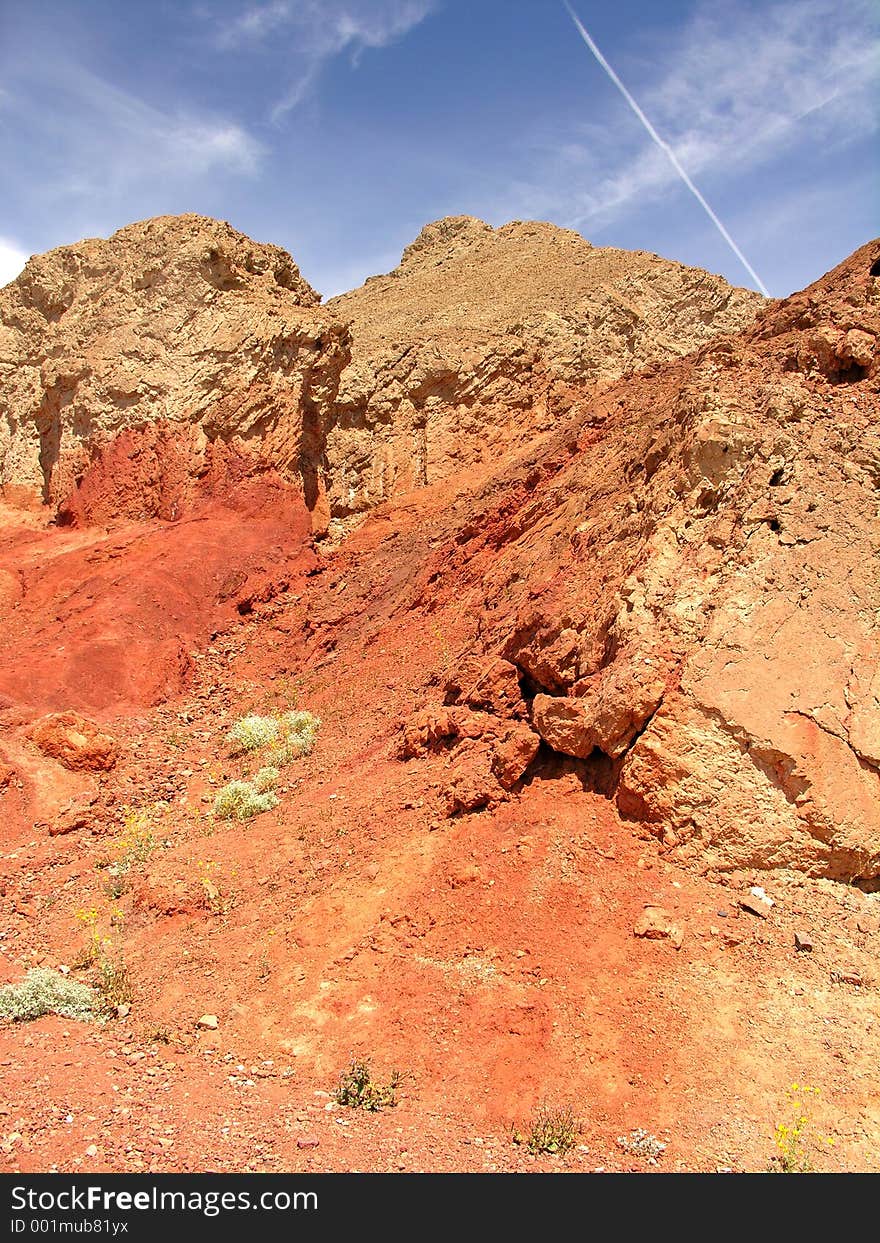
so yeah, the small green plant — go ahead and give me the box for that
[251,765,280,793]
[335,1057,402,1112]
[71,907,132,1015]
[514,1104,580,1156]
[96,953,133,1010]
[213,779,279,822]
[102,805,158,897]
[72,907,105,968]
[617,1127,667,1161]
[196,860,228,912]
[274,710,320,760]
[0,969,97,1023]
[773,1083,833,1172]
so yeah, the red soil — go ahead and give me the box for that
[1,423,879,1174]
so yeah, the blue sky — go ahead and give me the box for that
[0,0,877,297]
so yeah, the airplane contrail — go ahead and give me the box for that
[562,1,770,296]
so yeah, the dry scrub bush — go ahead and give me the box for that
[0,969,97,1023]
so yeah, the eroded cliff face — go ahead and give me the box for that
[0,214,350,525]
[325,215,764,518]
[0,212,760,530]
[608,244,880,877]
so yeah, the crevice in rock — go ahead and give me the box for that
[855,753,880,780]
[788,708,880,780]
[853,875,880,893]
[831,361,868,385]
[519,740,618,796]
[515,670,552,706]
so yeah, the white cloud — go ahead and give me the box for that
[212,0,436,121]
[0,238,29,287]
[60,65,265,182]
[509,0,880,233]
[215,0,293,48]
[1,59,265,211]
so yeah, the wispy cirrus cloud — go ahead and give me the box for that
[210,0,436,122]
[1,62,265,202]
[506,0,879,236]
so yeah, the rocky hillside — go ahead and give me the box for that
[2,215,878,882]
[327,215,763,517]
[388,239,880,879]
[1,221,880,1175]
[0,215,349,525]
[0,213,760,531]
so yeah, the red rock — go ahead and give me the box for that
[26,712,119,772]
[492,722,540,790]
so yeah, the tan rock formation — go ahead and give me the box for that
[0,212,760,534]
[0,214,349,524]
[326,215,763,516]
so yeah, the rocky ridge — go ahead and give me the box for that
[326,215,762,517]
[0,213,760,531]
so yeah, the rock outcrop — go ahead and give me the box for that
[326,215,763,516]
[425,239,879,879]
[0,215,349,526]
[26,712,119,772]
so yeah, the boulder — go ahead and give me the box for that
[532,663,666,760]
[27,712,119,772]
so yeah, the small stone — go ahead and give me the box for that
[85,1144,98,1158]
[297,1135,320,1150]
[836,970,863,987]
[633,905,683,948]
[197,1014,219,1030]
[794,932,813,952]
[116,1003,131,1018]
[739,893,771,919]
